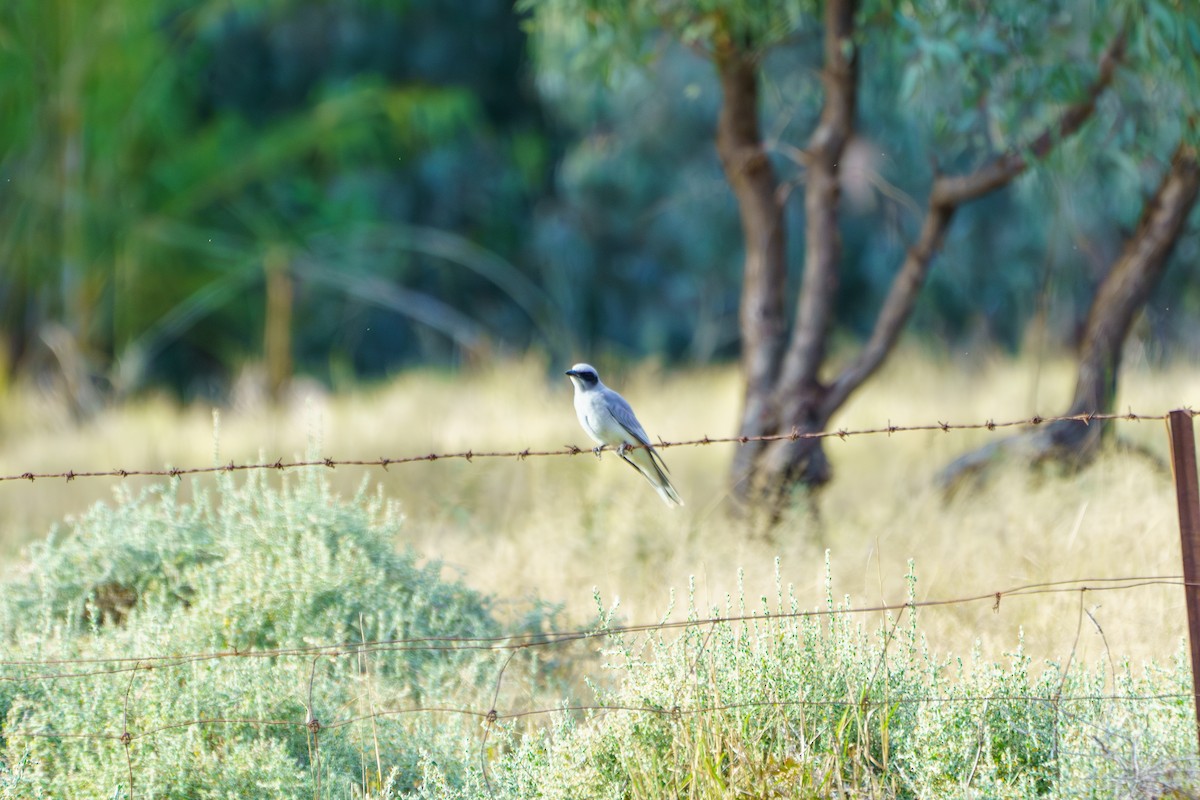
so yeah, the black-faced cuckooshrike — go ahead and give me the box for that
[565,363,683,508]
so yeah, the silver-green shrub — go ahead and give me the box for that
[0,470,552,798]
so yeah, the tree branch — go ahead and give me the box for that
[716,39,789,496]
[940,135,1200,488]
[1062,136,1200,419]
[932,29,1127,207]
[820,26,1128,421]
[774,0,859,405]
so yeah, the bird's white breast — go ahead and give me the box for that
[574,390,624,446]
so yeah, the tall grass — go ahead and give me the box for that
[1,349,1194,665]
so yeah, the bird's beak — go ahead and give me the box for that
[565,369,577,377]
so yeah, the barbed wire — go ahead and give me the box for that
[0,408,1187,483]
[3,691,1191,744]
[0,574,1182,677]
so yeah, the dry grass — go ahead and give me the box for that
[1,346,1196,670]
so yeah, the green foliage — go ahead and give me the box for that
[1,471,1196,796]
[1129,0,1200,126]
[527,45,745,359]
[522,0,1200,358]
[0,469,554,798]
[521,0,817,81]
[1,0,1198,412]
[0,0,559,394]
[417,560,1198,799]
[895,3,1118,161]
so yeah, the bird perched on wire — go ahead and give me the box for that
[565,363,683,508]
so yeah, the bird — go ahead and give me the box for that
[564,363,683,507]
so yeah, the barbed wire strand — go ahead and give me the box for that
[0,575,1183,676]
[3,692,1192,745]
[0,408,1188,484]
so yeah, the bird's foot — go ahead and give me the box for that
[592,446,603,460]
[616,443,630,457]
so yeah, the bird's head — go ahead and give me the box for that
[565,363,600,391]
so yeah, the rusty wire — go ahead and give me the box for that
[0,574,1182,677]
[2,691,1190,744]
[0,408,1186,484]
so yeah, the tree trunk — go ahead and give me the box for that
[1044,138,1200,454]
[753,0,860,494]
[715,41,788,499]
[725,18,1126,512]
[726,0,859,504]
[939,137,1200,486]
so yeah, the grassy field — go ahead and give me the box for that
[2,346,1199,796]
[2,345,1196,669]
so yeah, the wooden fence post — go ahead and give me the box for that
[1168,409,1200,753]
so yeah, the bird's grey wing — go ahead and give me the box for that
[603,390,672,475]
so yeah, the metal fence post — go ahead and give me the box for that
[1168,409,1200,753]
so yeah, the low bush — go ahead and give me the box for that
[0,469,554,798]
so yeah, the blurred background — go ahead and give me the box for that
[0,0,1196,411]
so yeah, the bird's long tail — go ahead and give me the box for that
[652,475,684,508]
[623,447,684,508]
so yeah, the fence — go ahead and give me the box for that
[0,407,1197,797]
[0,409,1174,483]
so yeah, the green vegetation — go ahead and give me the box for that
[1,477,1194,797]
[1,356,1198,796]
[0,468,556,797]
[0,0,555,393]
[3,0,1197,401]
[451,565,1197,798]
